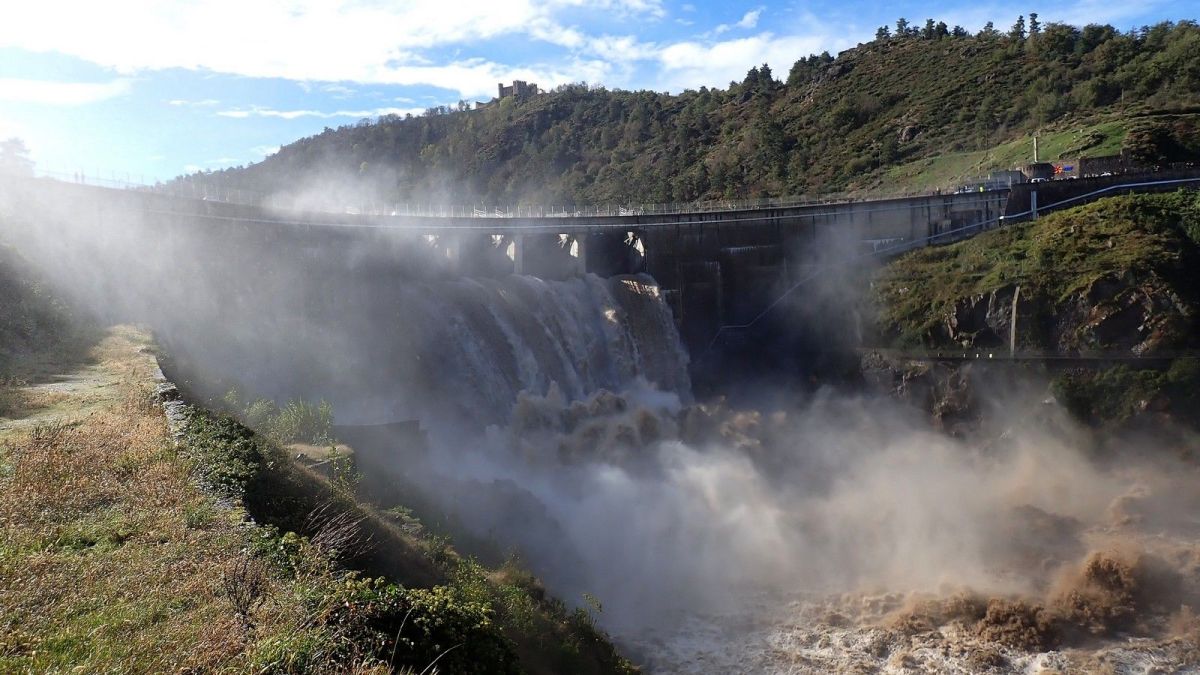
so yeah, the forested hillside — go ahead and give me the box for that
[190,18,1200,205]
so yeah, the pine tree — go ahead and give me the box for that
[876,25,891,40]
[1010,15,1027,40]
[1029,13,1041,36]
[896,17,910,35]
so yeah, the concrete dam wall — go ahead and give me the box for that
[2,177,1008,374]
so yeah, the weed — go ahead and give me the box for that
[222,555,269,634]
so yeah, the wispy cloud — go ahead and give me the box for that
[251,144,281,157]
[167,98,219,107]
[655,31,844,90]
[218,105,427,120]
[322,83,356,98]
[714,8,764,35]
[0,77,131,105]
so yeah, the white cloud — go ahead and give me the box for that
[714,7,764,35]
[218,105,428,120]
[0,77,131,105]
[168,98,219,106]
[0,1,665,98]
[0,1,859,101]
[655,32,844,90]
[251,145,281,157]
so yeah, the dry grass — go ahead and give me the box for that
[0,326,639,674]
[0,328,324,672]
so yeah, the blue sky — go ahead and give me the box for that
[1,0,1193,182]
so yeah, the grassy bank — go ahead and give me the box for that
[0,326,636,673]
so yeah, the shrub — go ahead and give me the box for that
[324,577,520,675]
[266,398,333,445]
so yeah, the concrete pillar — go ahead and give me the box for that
[513,233,527,276]
[1009,285,1021,357]
[569,234,586,277]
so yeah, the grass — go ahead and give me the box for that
[0,331,256,672]
[877,118,1129,193]
[0,326,637,673]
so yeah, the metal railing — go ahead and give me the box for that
[704,175,1200,350]
[30,167,975,219]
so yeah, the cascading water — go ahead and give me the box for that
[154,272,691,429]
[400,273,692,426]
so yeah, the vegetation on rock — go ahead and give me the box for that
[872,190,1200,429]
[873,190,1200,352]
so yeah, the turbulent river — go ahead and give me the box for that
[322,274,1200,674]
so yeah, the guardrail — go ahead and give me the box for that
[704,175,1200,350]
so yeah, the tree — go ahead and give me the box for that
[935,21,949,39]
[979,21,998,38]
[876,25,891,40]
[896,17,910,35]
[759,62,775,87]
[922,19,936,39]
[1010,15,1027,40]
[0,138,33,176]
[742,65,761,88]
[1029,13,1041,36]
[952,25,969,38]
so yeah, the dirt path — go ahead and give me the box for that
[0,326,151,444]
[0,326,264,672]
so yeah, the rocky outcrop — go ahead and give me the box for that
[1056,271,1192,355]
[860,352,983,434]
[928,272,1194,356]
[934,285,1026,349]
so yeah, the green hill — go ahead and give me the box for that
[188,19,1200,205]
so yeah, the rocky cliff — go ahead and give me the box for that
[873,191,1200,355]
[867,191,1200,430]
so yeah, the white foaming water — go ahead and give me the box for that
[400,273,691,426]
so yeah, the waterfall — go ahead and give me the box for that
[401,274,691,426]
[158,272,691,428]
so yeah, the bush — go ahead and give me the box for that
[325,577,520,675]
[181,411,265,497]
[267,398,334,445]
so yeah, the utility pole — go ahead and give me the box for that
[1033,134,1039,163]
